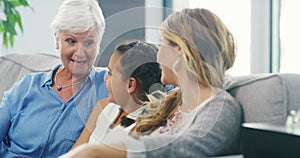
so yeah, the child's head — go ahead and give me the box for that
[105,41,162,107]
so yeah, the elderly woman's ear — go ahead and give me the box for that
[55,34,59,49]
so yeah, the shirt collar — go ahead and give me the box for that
[42,64,97,87]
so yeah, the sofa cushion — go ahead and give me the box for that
[225,74,289,124]
[0,53,60,98]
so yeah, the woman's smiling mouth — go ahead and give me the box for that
[71,59,86,64]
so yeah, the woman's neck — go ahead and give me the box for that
[56,66,85,83]
[177,72,218,112]
[181,86,217,112]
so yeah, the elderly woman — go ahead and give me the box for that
[0,0,107,157]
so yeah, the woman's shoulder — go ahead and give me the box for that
[11,71,50,89]
[211,89,241,110]
[94,67,108,76]
[195,89,242,124]
[91,67,108,84]
[19,64,60,84]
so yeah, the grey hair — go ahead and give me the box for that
[51,0,105,41]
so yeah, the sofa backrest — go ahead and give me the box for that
[0,53,60,98]
[225,73,300,124]
[2,53,300,125]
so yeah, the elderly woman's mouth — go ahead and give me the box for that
[71,59,86,64]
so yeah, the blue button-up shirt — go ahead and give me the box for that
[0,64,108,157]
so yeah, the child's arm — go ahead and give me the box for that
[70,98,110,150]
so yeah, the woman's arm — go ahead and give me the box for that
[0,77,30,142]
[71,98,110,150]
[0,94,12,142]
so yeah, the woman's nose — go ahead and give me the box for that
[74,44,85,56]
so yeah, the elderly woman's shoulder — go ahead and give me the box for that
[94,66,108,80]
[95,66,108,72]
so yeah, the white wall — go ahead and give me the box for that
[0,0,61,56]
[145,0,163,44]
[173,0,251,76]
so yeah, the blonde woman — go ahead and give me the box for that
[60,8,242,158]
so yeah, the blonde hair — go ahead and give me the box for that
[134,8,236,136]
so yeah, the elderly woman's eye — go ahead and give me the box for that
[66,38,76,45]
[84,40,94,47]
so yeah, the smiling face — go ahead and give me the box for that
[104,52,124,103]
[56,28,99,77]
[105,42,162,113]
[105,51,134,108]
[157,38,180,86]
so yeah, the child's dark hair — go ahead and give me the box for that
[114,40,163,103]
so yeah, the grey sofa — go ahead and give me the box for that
[0,53,60,98]
[1,53,300,156]
[225,73,300,124]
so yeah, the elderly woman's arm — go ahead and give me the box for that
[0,77,29,142]
[0,93,11,142]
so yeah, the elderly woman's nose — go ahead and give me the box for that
[74,43,86,55]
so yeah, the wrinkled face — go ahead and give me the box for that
[104,52,128,105]
[57,28,99,77]
[157,38,179,86]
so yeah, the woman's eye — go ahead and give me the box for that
[66,38,76,45]
[84,40,94,47]
[107,70,112,76]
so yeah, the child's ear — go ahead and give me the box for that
[128,77,137,93]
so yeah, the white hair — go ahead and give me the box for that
[51,0,105,41]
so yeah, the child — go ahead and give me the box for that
[71,40,163,148]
